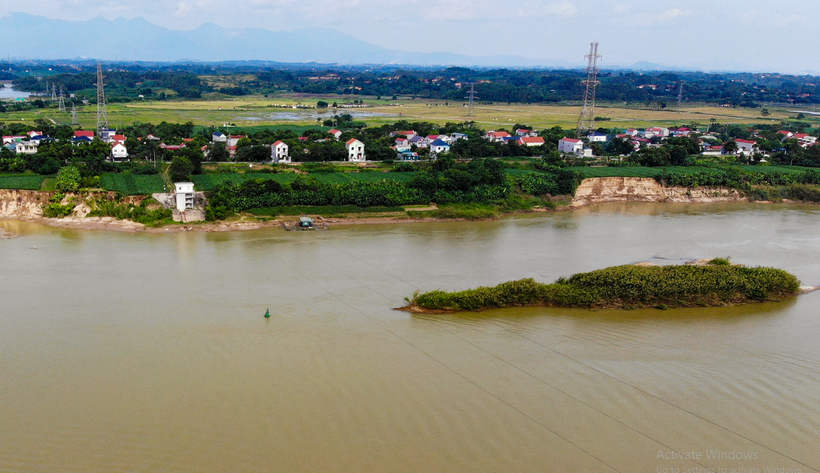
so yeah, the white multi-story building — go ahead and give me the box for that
[272,140,290,163]
[558,137,584,154]
[111,143,128,161]
[346,139,366,162]
[175,182,195,212]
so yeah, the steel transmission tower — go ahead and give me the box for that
[575,42,602,139]
[95,63,109,140]
[71,102,78,125]
[465,83,477,117]
[51,82,56,100]
[676,82,684,113]
[58,85,66,113]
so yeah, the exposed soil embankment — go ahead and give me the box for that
[0,189,150,232]
[571,177,746,207]
[0,189,54,219]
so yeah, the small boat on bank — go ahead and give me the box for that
[283,216,328,231]
[264,308,270,318]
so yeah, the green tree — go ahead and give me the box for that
[55,166,81,192]
[208,141,230,162]
[169,156,194,182]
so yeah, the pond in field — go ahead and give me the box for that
[0,84,32,99]
[1,202,820,472]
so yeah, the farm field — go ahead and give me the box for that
[6,92,815,132]
[190,171,418,191]
[0,174,48,190]
[99,174,168,195]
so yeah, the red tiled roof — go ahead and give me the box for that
[346,138,360,146]
[273,140,284,146]
[521,137,545,144]
[560,138,581,143]
[735,139,756,144]
[74,130,94,138]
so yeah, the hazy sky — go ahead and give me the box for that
[2,0,817,72]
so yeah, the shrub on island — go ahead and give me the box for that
[402,263,801,312]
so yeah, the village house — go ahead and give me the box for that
[110,134,127,145]
[515,128,537,137]
[212,132,227,143]
[346,138,366,161]
[587,131,608,143]
[226,135,245,147]
[430,139,451,155]
[3,135,26,145]
[15,141,38,155]
[519,136,546,147]
[735,139,758,156]
[111,143,128,162]
[794,133,818,147]
[272,140,290,163]
[486,131,511,142]
[72,130,94,144]
[160,143,186,152]
[328,129,342,140]
[558,137,583,154]
[394,137,411,152]
[408,135,428,148]
[396,150,420,161]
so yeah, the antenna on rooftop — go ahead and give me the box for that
[676,82,684,113]
[58,85,66,113]
[465,83,477,117]
[95,62,109,140]
[576,42,602,139]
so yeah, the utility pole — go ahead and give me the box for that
[576,42,602,139]
[95,62,109,140]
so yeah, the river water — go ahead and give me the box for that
[1,203,819,473]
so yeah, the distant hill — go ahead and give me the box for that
[0,13,572,67]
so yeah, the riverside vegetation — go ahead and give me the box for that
[401,262,801,312]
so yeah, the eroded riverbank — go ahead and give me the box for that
[0,177,797,235]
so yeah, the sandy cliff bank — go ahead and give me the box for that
[570,177,746,207]
[0,177,761,234]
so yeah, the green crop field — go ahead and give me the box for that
[191,173,297,191]
[0,174,48,190]
[191,171,418,191]
[100,174,167,195]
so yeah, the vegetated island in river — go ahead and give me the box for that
[397,260,805,313]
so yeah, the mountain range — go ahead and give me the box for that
[0,13,576,67]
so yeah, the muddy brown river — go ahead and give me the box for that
[2,202,819,472]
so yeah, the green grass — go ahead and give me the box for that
[99,174,167,195]
[407,203,499,220]
[191,171,417,191]
[246,205,406,217]
[191,173,297,191]
[0,174,48,190]
[406,264,801,312]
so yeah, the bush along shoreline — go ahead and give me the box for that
[398,263,802,313]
